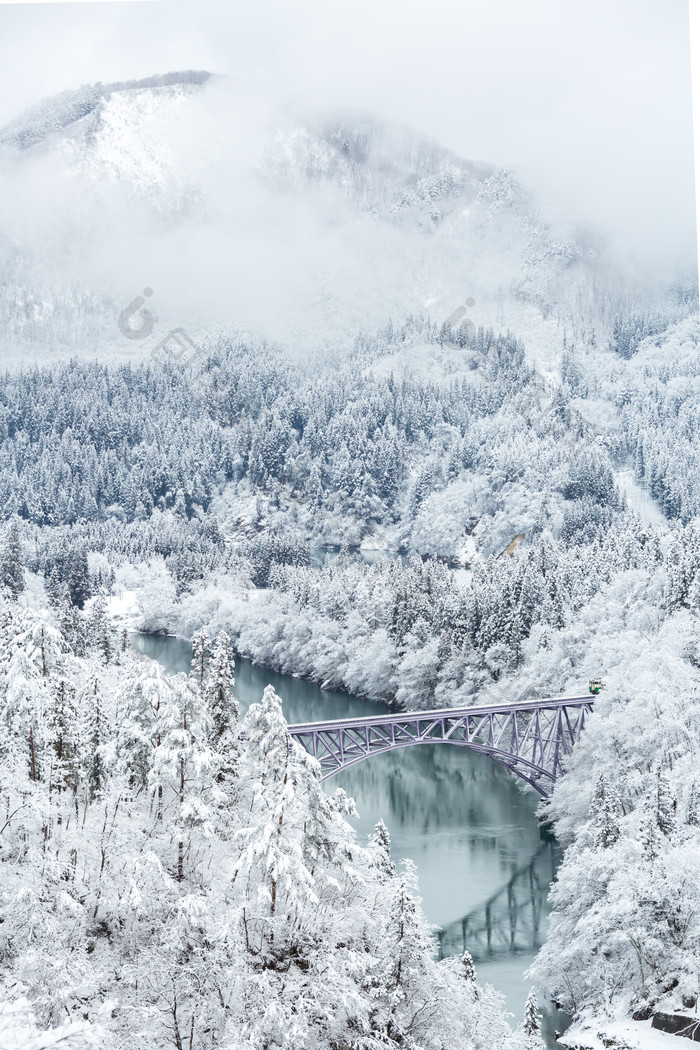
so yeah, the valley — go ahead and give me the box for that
[0,50,697,1050]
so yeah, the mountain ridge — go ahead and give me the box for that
[0,69,213,152]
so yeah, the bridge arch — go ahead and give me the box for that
[308,737,556,794]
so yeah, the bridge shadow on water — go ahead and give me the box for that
[436,839,562,962]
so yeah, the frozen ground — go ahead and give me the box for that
[561,1017,694,1049]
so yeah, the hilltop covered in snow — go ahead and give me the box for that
[0,71,691,368]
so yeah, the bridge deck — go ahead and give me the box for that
[288,694,591,733]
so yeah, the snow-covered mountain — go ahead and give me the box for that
[0,68,670,368]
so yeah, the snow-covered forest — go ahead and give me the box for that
[6,314,700,714]
[0,31,698,1049]
[1,302,700,1044]
[0,592,542,1049]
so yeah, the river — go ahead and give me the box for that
[132,632,569,1047]
[309,545,411,568]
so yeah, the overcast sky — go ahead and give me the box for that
[0,0,696,269]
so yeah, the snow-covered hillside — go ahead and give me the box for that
[0,70,687,368]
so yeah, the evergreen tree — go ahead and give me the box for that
[46,568,63,607]
[235,685,316,926]
[207,630,237,745]
[152,672,214,882]
[45,677,79,799]
[368,818,395,880]
[80,675,107,800]
[115,663,171,791]
[190,627,210,696]
[460,949,477,983]
[592,773,620,849]
[89,594,112,664]
[655,770,676,836]
[641,808,662,863]
[0,520,24,599]
[686,782,700,826]
[379,865,435,1026]
[59,598,86,656]
[66,548,91,609]
[523,988,542,1037]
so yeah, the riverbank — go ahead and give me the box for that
[561,1017,693,1049]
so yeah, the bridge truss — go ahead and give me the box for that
[288,696,593,796]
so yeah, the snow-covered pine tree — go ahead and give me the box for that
[58,599,86,657]
[641,807,662,863]
[235,685,316,936]
[592,773,620,849]
[150,671,213,882]
[45,677,79,800]
[65,548,91,610]
[686,781,700,826]
[79,675,108,800]
[190,627,210,697]
[0,520,25,599]
[46,568,64,608]
[115,662,172,793]
[523,988,542,1036]
[368,818,395,880]
[655,769,676,836]
[206,629,238,769]
[460,949,477,983]
[88,595,112,664]
[373,863,438,1043]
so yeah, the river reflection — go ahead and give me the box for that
[131,633,568,1046]
[329,745,548,929]
[309,546,410,569]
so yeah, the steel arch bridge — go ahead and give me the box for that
[288,695,593,796]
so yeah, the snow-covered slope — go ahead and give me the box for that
[0,69,636,366]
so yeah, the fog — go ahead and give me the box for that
[0,0,694,272]
[0,1,695,360]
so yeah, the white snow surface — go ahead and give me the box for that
[614,470,667,527]
[560,1018,692,1050]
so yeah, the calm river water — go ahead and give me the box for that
[132,632,568,1047]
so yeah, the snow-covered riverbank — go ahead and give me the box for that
[561,1017,695,1050]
